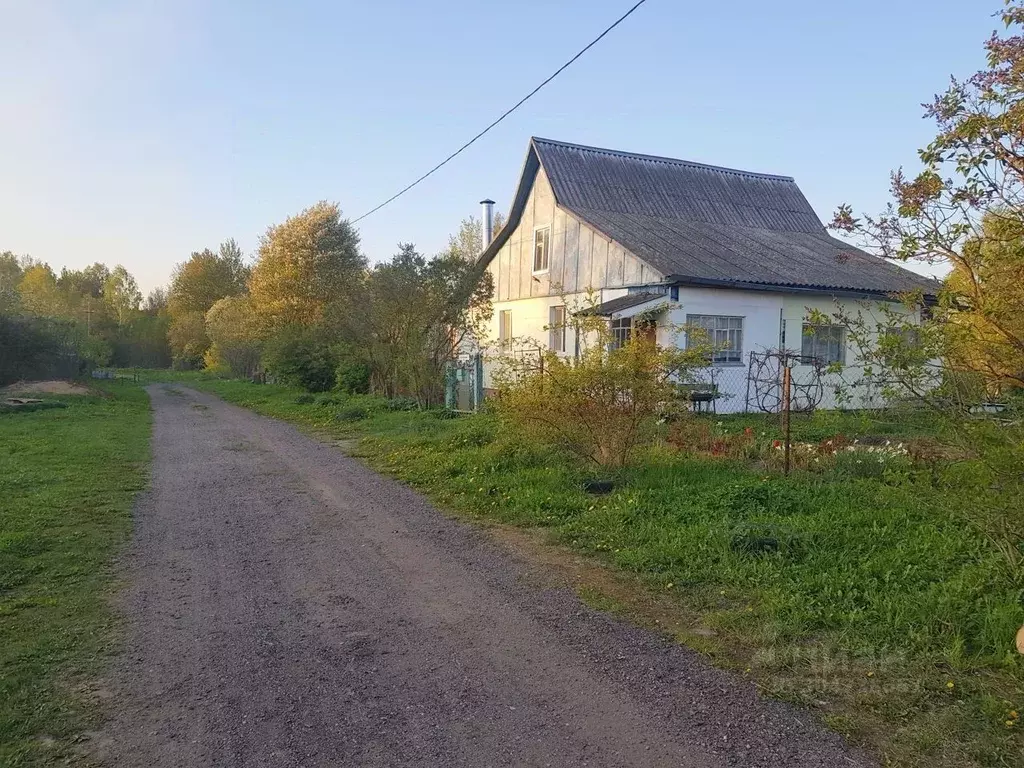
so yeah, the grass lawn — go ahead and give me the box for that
[0,381,150,766]
[138,372,1024,767]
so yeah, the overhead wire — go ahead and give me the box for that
[351,0,651,223]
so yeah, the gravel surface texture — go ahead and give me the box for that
[96,384,872,767]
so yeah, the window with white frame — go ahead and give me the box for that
[499,310,512,348]
[533,227,550,273]
[549,305,566,353]
[802,323,846,364]
[686,314,744,364]
[609,317,631,350]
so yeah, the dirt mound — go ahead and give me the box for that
[2,380,91,396]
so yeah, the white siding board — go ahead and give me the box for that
[607,244,625,287]
[577,225,593,291]
[563,217,579,294]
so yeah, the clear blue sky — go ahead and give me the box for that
[0,0,998,293]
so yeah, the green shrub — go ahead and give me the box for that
[386,396,420,412]
[293,393,316,405]
[335,358,370,395]
[262,325,336,392]
[336,404,369,422]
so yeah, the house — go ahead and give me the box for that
[476,137,938,413]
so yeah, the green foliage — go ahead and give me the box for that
[262,325,336,392]
[0,383,150,764]
[168,311,209,369]
[17,264,62,317]
[168,242,249,318]
[203,295,261,377]
[334,346,370,394]
[0,251,23,313]
[249,201,364,329]
[0,400,67,415]
[824,6,1024,589]
[327,241,492,405]
[1,253,170,373]
[0,316,80,385]
[495,297,711,467]
[103,265,142,327]
[385,396,420,411]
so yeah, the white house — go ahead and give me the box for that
[476,137,938,413]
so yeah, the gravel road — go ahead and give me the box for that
[96,384,872,767]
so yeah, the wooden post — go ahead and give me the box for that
[782,361,792,476]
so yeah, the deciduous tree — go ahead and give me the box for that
[249,202,365,329]
[104,265,142,327]
[169,242,248,317]
[167,311,209,369]
[329,242,492,404]
[831,1,1024,395]
[204,295,261,377]
[18,264,62,317]
[0,251,23,313]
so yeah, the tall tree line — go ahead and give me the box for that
[0,253,170,384]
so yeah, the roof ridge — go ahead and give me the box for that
[530,136,795,182]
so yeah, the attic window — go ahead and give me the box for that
[533,227,550,273]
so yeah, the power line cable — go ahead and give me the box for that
[352,0,651,223]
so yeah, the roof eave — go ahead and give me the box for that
[663,274,939,303]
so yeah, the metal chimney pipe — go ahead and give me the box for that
[480,199,495,250]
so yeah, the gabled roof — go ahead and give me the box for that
[479,137,938,297]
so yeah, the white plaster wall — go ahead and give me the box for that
[481,288,628,388]
[480,285,920,411]
[663,287,784,413]
[782,294,921,409]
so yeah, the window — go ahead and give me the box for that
[533,227,550,273]
[802,324,846,364]
[610,317,631,350]
[549,305,566,353]
[499,310,512,348]
[885,327,921,349]
[686,315,744,364]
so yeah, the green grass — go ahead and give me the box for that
[0,381,151,766]
[133,371,1024,766]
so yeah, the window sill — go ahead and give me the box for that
[532,269,550,277]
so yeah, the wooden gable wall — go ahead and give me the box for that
[488,167,662,302]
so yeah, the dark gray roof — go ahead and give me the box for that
[480,137,938,297]
[577,292,664,316]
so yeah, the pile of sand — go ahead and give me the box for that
[1,380,91,396]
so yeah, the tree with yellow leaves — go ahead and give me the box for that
[248,201,365,329]
[944,214,1024,395]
